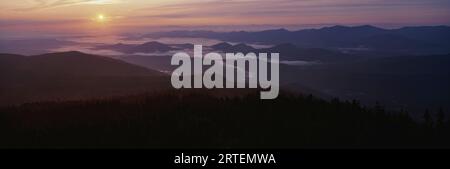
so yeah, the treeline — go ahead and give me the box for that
[0,91,449,148]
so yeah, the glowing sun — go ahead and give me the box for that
[94,14,108,23]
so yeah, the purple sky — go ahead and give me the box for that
[0,0,449,36]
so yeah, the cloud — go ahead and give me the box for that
[138,0,450,18]
[16,0,121,11]
[0,19,84,27]
[132,0,450,26]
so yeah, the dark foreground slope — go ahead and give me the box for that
[1,91,449,148]
[0,51,170,106]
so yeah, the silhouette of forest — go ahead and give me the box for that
[0,90,449,148]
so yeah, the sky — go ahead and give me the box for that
[1,0,450,36]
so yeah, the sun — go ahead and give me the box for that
[98,14,105,20]
[94,14,108,23]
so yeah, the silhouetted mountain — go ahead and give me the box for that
[209,42,359,62]
[0,39,76,55]
[395,26,450,46]
[131,41,174,53]
[210,42,233,50]
[0,51,169,106]
[353,53,450,75]
[142,25,450,55]
[95,41,176,54]
[280,53,450,114]
[233,43,255,52]
[209,42,255,53]
[101,39,450,114]
[357,33,429,50]
[260,43,360,62]
[2,51,163,77]
[171,43,194,49]
[97,41,358,64]
[96,43,135,52]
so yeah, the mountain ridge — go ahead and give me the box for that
[0,51,169,106]
[1,51,164,77]
[139,25,450,55]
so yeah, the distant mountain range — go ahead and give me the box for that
[106,40,450,114]
[280,53,450,114]
[95,42,172,54]
[97,41,360,63]
[139,25,450,56]
[1,50,449,114]
[2,25,450,113]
